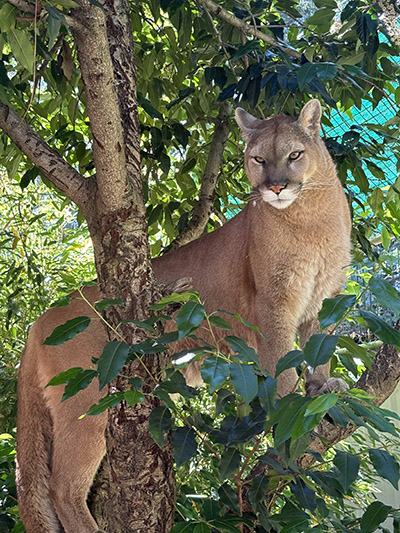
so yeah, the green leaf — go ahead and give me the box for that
[219,448,241,480]
[307,7,335,26]
[338,336,371,369]
[193,524,211,533]
[176,300,205,339]
[360,311,400,348]
[226,335,260,366]
[46,367,83,387]
[150,291,198,311]
[94,298,124,311]
[297,63,316,91]
[248,476,269,508]
[258,376,277,414]
[8,29,35,74]
[86,392,125,415]
[316,62,338,82]
[209,315,232,330]
[381,226,390,250]
[172,427,197,466]
[333,450,360,492]
[201,357,230,393]
[275,350,303,377]
[360,501,392,533]
[124,389,144,407]
[43,316,91,345]
[231,40,260,60]
[305,393,338,416]
[0,3,17,33]
[137,91,163,119]
[303,334,338,369]
[62,369,97,402]
[345,398,397,436]
[369,278,400,315]
[218,483,240,513]
[369,449,400,489]
[274,395,310,446]
[97,341,130,390]
[318,294,356,330]
[149,406,172,447]
[229,362,258,404]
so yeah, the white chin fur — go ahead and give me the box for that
[260,190,296,209]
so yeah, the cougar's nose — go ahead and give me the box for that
[268,184,286,195]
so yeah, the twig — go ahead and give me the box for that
[196,0,301,59]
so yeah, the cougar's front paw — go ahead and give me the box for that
[306,377,348,397]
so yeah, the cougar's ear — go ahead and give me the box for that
[298,99,322,137]
[235,107,264,140]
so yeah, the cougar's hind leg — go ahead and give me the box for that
[16,350,62,533]
[47,382,107,533]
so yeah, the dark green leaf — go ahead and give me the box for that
[318,294,356,330]
[97,341,130,390]
[258,375,277,414]
[209,315,233,330]
[94,298,124,311]
[231,40,260,60]
[316,62,338,82]
[248,476,269,508]
[226,335,260,366]
[124,389,144,407]
[303,334,338,369]
[172,427,197,466]
[369,278,400,315]
[297,63,316,91]
[219,448,241,481]
[360,501,392,533]
[275,350,303,377]
[201,357,230,393]
[333,450,360,492]
[86,392,125,415]
[176,300,205,339]
[9,29,34,74]
[149,406,172,447]
[43,316,91,345]
[369,449,400,489]
[229,362,258,404]
[291,478,316,512]
[345,398,397,436]
[46,367,83,387]
[62,369,97,402]
[218,483,240,513]
[360,311,400,348]
[137,92,163,119]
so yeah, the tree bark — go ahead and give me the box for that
[68,2,176,530]
[168,101,231,250]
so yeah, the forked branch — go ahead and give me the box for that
[0,100,94,214]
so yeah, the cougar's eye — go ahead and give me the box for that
[254,156,265,164]
[289,151,302,160]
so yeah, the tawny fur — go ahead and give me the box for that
[17,100,351,532]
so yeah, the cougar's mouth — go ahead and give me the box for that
[258,184,300,209]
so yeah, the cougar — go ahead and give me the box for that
[16,99,351,532]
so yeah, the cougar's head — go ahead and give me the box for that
[236,99,324,210]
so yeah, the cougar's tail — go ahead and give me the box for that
[16,341,61,532]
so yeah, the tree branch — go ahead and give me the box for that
[70,3,128,214]
[196,0,301,59]
[103,0,143,203]
[6,0,36,14]
[168,101,232,251]
[0,101,94,215]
